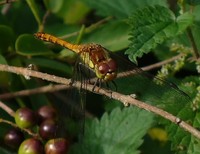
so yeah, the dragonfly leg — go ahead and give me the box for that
[69,78,75,86]
[111,81,117,91]
[92,78,100,91]
[104,83,114,98]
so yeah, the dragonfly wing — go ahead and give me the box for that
[109,51,190,116]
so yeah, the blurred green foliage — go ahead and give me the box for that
[0,0,200,154]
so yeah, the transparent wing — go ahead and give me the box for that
[53,58,89,138]
[108,51,190,117]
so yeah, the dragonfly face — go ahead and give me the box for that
[34,32,117,82]
[79,44,117,81]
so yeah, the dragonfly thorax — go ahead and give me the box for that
[80,44,117,81]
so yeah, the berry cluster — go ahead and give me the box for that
[4,105,70,154]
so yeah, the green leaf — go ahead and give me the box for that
[193,5,200,21]
[188,136,200,154]
[191,23,200,51]
[43,0,64,13]
[0,55,11,87]
[58,48,77,64]
[126,5,194,64]
[176,12,194,33]
[0,25,14,53]
[15,34,53,56]
[82,0,167,19]
[69,107,154,154]
[24,57,73,76]
[26,0,42,27]
[83,21,130,51]
[159,76,200,154]
[185,0,200,5]
[0,55,7,64]
[44,0,90,24]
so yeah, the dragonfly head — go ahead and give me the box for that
[96,59,117,81]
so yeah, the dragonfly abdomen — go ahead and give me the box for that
[34,32,81,54]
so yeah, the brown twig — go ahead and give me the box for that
[0,64,200,139]
[0,84,69,99]
[36,16,112,41]
[0,84,94,118]
[141,54,184,71]
[41,10,50,31]
[0,99,40,138]
[60,16,113,39]
[0,101,40,139]
[116,53,184,78]
[0,0,17,5]
[0,54,183,99]
[0,118,40,139]
[0,101,15,117]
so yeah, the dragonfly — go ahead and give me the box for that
[34,32,188,96]
[34,32,190,126]
[34,32,117,83]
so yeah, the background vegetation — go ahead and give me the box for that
[0,0,200,153]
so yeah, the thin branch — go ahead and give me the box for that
[38,16,112,40]
[0,118,40,139]
[116,53,184,78]
[0,101,15,117]
[0,84,69,99]
[0,0,18,5]
[0,64,200,139]
[141,53,184,71]
[41,10,50,31]
[107,91,200,139]
[0,54,182,99]
[0,101,40,139]
[0,0,18,14]
[60,16,113,39]
[0,84,94,118]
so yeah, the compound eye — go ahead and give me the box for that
[107,59,117,72]
[98,63,109,75]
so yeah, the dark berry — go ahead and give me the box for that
[4,128,24,149]
[45,138,69,154]
[18,138,44,154]
[37,106,57,124]
[39,119,57,140]
[15,107,37,128]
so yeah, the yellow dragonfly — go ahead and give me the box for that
[34,31,190,136]
[34,32,188,97]
[34,32,117,83]
[34,32,190,141]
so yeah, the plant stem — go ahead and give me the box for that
[0,0,18,5]
[75,25,86,44]
[41,10,50,29]
[0,118,40,139]
[0,101,15,117]
[0,54,183,99]
[187,27,199,59]
[0,64,200,139]
[61,16,113,39]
